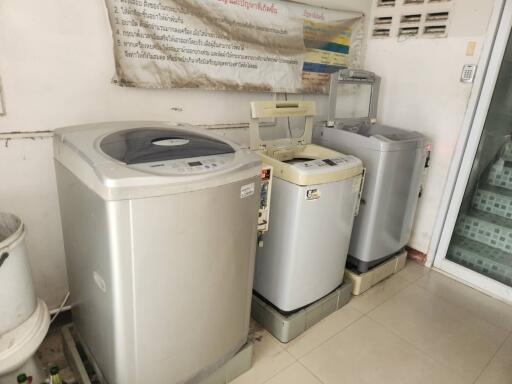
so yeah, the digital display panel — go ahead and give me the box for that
[323,159,337,166]
[188,161,202,167]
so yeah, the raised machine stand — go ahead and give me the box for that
[251,281,353,343]
[344,250,408,296]
[61,325,253,384]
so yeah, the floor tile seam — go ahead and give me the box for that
[411,280,512,333]
[399,265,432,284]
[471,331,512,384]
[281,305,366,353]
[360,277,417,315]
[290,311,366,360]
[296,359,327,384]
[428,267,512,308]
[258,358,298,384]
[363,314,470,382]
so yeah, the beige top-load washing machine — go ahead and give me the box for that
[54,122,262,384]
[250,101,364,313]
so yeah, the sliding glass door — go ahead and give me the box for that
[434,0,512,302]
[446,35,512,285]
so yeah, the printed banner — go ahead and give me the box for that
[104,0,363,93]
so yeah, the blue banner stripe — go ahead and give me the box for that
[303,62,347,73]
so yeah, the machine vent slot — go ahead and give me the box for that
[403,0,424,4]
[424,25,447,36]
[373,27,391,37]
[374,16,393,25]
[401,14,422,23]
[428,0,450,2]
[398,26,420,36]
[426,11,449,22]
[377,0,396,7]
[276,103,299,108]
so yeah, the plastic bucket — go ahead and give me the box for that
[0,213,37,335]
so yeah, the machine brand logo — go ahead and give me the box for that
[93,271,107,293]
[240,183,255,199]
[152,138,190,146]
[306,189,321,201]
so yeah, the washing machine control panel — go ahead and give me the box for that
[291,156,360,174]
[129,153,235,175]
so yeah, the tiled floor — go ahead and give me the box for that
[235,261,512,384]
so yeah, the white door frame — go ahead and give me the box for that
[427,0,512,303]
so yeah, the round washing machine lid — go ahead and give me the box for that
[100,127,235,165]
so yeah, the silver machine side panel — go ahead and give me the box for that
[130,178,259,383]
[254,177,359,312]
[316,129,426,271]
[55,161,260,384]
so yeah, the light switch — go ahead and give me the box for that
[466,41,477,56]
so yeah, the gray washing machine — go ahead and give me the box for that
[314,70,429,273]
[54,122,261,384]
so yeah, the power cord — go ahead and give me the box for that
[50,291,70,325]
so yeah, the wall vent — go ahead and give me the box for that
[374,16,393,25]
[426,11,449,22]
[424,25,447,36]
[377,0,396,7]
[401,14,422,23]
[373,27,392,37]
[398,26,420,36]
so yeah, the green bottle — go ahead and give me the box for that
[49,366,65,384]
[16,374,29,383]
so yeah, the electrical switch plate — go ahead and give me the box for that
[461,64,477,83]
[466,41,477,56]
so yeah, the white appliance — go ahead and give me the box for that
[315,69,428,272]
[250,101,364,312]
[54,122,262,384]
[0,213,49,384]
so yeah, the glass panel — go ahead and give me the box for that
[259,116,307,141]
[335,83,373,119]
[100,128,234,164]
[446,31,512,286]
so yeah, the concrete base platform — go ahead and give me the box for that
[344,250,408,296]
[61,324,253,384]
[251,282,353,343]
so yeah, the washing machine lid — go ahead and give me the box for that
[328,123,426,151]
[255,144,364,186]
[100,128,235,165]
[53,121,261,200]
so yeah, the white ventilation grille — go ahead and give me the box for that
[371,0,451,39]
[401,14,422,23]
[375,16,393,25]
[377,0,396,7]
[426,11,449,22]
[373,27,392,37]
[398,26,420,36]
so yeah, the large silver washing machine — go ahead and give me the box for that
[54,122,261,384]
[314,70,428,273]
